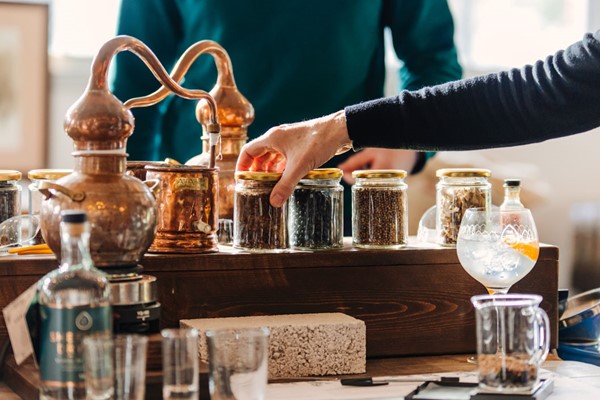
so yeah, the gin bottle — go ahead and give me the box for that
[500,179,525,211]
[38,210,112,400]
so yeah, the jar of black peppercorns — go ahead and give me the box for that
[352,169,408,249]
[289,168,344,250]
[435,168,491,247]
[0,170,22,227]
[233,171,288,252]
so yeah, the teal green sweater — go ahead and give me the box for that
[112,0,461,167]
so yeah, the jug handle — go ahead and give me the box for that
[38,181,86,202]
[535,308,551,364]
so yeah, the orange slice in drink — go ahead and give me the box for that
[506,241,540,261]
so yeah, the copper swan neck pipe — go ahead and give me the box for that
[89,35,220,130]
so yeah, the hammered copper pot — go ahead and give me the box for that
[145,164,219,253]
[40,156,158,268]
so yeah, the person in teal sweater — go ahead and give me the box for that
[111,0,461,233]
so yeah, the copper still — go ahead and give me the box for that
[127,40,254,222]
[39,36,221,267]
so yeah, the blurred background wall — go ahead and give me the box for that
[10,0,600,294]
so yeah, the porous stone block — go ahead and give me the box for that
[180,312,366,378]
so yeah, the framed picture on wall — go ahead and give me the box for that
[0,1,48,174]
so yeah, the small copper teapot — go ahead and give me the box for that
[40,36,220,267]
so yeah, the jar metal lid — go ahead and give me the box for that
[352,169,407,179]
[436,168,491,178]
[28,169,72,180]
[0,170,22,181]
[302,168,343,179]
[235,171,282,181]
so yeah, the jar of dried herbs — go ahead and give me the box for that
[351,169,408,249]
[234,171,288,252]
[0,170,22,225]
[435,168,491,247]
[289,168,343,250]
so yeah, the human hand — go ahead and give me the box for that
[236,110,352,208]
[337,148,418,184]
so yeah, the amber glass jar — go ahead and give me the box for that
[436,168,492,246]
[289,168,344,250]
[352,169,408,249]
[234,171,287,252]
[0,170,22,225]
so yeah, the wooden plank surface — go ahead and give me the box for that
[4,352,595,400]
[0,241,559,357]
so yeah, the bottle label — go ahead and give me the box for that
[39,304,111,387]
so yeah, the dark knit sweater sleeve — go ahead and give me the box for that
[345,31,600,151]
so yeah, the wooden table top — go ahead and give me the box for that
[2,352,600,399]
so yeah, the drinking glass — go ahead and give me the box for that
[456,208,539,295]
[83,334,148,400]
[161,328,199,400]
[206,327,269,400]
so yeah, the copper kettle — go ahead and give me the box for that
[40,36,221,267]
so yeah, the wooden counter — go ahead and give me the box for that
[0,239,559,358]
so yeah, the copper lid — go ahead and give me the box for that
[436,168,491,178]
[235,171,282,181]
[302,168,343,179]
[352,169,407,179]
[28,169,72,181]
[0,170,22,181]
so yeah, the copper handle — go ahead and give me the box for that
[38,181,86,202]
[143,179,160,194]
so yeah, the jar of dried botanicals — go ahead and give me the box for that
[436,168,491,247]
[352,169,408,249]
[289,168,343,250]
[234,171,288,252]
[0,170,22,226]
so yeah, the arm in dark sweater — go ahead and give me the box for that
[345,31,600,151]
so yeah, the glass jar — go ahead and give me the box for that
[289,168,344,250]
[352,169,408,249]
[0,170,22,225]
[234,171,288,252]
[436,168,492,247]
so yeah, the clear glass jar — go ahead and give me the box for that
[436,168,492,246]
[28,169,72,216]
[233,171,288,252]
[289,168,344,250]
[0,170,22,225]
[352,169,408,249]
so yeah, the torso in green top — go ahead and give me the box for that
[112,0,461,163]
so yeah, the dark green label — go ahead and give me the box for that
[39,304,111,386]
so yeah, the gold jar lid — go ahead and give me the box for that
[235,171,282,181]
[352,169,407,179]
[302,168,343,179]
[28,169,72,181]
[436,168,491,178]
[0,170,22,181]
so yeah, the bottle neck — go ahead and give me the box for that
[501,186,524,210]
[60,222,94,270]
